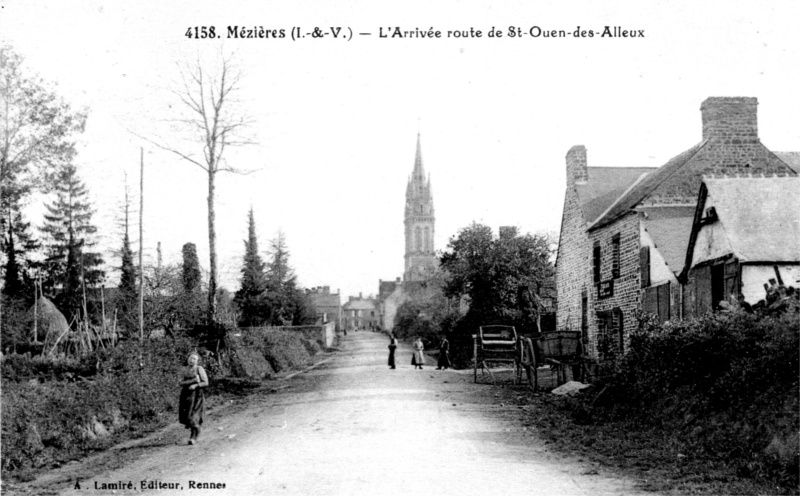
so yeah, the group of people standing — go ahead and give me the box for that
[387,334,451,370]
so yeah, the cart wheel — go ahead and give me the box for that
[524,338,538,392]
[473,339,478,384]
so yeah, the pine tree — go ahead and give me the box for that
[40,162,104,320]
[2,194,40,299]
[265,230,300,325]
[234,208,268,326]
[2,218,22,298]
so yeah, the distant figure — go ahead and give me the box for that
[388,333,398,369]
[179,352,208,445]
[411,337,425,369]
[436,335,451,370]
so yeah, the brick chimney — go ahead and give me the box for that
[701,97,758,143]
[566,145,588,187]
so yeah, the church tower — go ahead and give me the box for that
[404,134,438,281]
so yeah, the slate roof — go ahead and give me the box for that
[639,206,696,274]
[702,177,800,263]
[589,141,708,230]
[308,293,341,309]
[342,299,378,311]
[575,167,656,223]
[775,152,800,174]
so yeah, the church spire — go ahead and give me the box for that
[404,133,437,282]
[413,132,425,178]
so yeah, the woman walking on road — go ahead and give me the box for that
[388,333,398,369]
[436,335,451,370]
[179,352,208,445]
[411,337,425,369]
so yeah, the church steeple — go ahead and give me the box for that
[404,133,438,282]
[413,132,425,178]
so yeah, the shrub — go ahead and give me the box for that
[590,310,799,488]
[261,330,313,373]
[1,337,197,478]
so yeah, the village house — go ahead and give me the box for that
[342,293,380,331]
[555,97,797,360]
[682,176,800,315]
[306,286,342,331]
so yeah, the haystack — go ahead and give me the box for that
[30,297,70,348]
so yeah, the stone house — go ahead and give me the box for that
[342,294,379,331]
[306,286,342,331]
[555,97,797,360]
[682,176,800,314]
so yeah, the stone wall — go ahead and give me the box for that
[555,187,591,334]
[589,213,642,356]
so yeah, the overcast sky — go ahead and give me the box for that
[2,0,799,299]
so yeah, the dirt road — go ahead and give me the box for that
[25,332,651,495]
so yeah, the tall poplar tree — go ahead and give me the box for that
[181,242,201,294]
[115,179,138,333]
[118,182,137,297]
[234,208,268,326]
[177,242,204,329]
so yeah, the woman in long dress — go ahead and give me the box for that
[179,352,208,445]
[412,337,425,370]
[437,335,451,370]
[388,334,398,369]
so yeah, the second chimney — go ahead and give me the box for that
[701,97,758,143]
[566,145,588,187]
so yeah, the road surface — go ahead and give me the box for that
[24,332,650,496]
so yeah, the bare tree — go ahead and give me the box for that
[139,54,255,324]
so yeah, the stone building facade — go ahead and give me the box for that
[556,97,797,360]
[342,294,379,331]
[306,286,342,331]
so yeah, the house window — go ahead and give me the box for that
[593,242,601,284]
[580,289,588,346]
[612,234,621,279]
[712,259,738,310]
[597,308,624,360]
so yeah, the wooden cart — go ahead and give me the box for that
[473,325,537,389]
[530,331,591,391]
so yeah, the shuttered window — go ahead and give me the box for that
[612,234,621,279]
[643,282,671,323]
[581,290,588,345]
[593,243,601,284]
[657,283,671,322]
[640,246,650,288]
[724,259,739,298]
